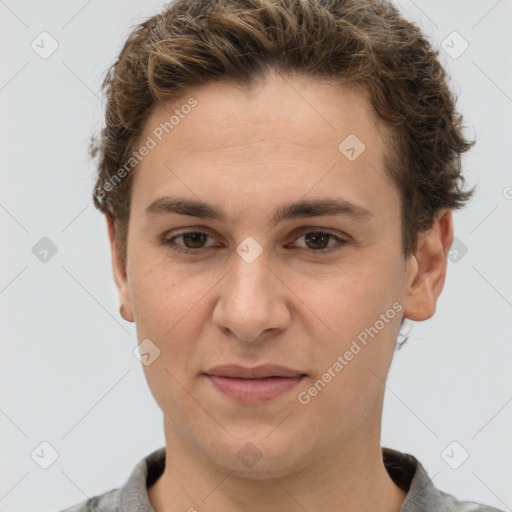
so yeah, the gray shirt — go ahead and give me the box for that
[59,446,505,512]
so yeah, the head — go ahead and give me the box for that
[92,0,474,477]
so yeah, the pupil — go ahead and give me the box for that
[184,232,206,248]
[305,232,328,249]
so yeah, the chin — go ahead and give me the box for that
[205,433,311,480]
[219,452,305,480]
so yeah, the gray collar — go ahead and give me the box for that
[116,446,496,512]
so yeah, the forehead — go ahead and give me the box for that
[130,73,398,227]
[147,74,380,154]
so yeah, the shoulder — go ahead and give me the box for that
[436,488,506,512]
[382,447,506,512]
[56,447,166,512]
[57,488,119,512]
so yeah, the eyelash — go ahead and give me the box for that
[161,228,349,255]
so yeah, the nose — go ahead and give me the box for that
[212,249,291,343]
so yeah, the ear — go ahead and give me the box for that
[402,208,454,321]
[105,215,134,322]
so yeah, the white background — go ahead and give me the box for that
[1,0,511,510]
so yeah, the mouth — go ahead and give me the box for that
[203,364,307,404]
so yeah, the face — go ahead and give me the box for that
[109,72,448,478]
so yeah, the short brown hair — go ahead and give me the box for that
[91,0,475,268]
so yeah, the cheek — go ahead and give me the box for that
[128,256,204,335]
[128,260,207,392]
[297,310,399,438]
[300,260,403,398]
[298,260,401,334]
[141,356,206,440]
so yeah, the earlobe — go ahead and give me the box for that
[402,209,454,322]
[105,215,135,322]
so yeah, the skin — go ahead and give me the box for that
[106,71,453,512]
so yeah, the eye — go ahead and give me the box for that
[287,228,349,253]
[161,228,349,254]
[163,231,218,253]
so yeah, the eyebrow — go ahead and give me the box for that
[144,196,374,227]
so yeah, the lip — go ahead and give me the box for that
[205,364,304,379]
[204,364,306,404]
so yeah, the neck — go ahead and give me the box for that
[148,420,407,512]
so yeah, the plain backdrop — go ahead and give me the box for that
[1,0,511,510]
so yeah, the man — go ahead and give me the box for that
[62,0,502,511]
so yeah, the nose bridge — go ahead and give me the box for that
[212,242,288,342]
[228,244,272,304]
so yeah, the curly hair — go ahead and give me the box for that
[91,0,475,276]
